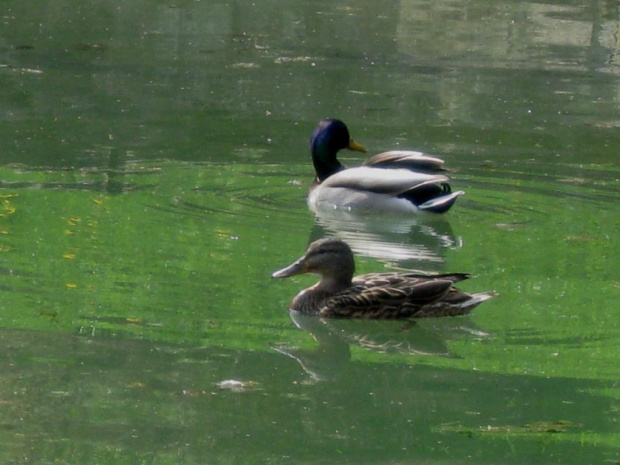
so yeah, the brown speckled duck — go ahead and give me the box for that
[272,237,495,319]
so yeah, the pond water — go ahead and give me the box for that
[1,0,619,463]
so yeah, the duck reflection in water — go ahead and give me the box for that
[304,118,465,270]
[271,238,494,380]
[309,206,461,272]
[272,310,489,382]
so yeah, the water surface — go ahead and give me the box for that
[1,0,619,463]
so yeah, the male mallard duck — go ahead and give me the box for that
[272,237,495,319]
[308,119,464,214]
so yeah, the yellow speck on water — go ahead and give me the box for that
[65,283,77,289]
[67,216,81,225]
[62,253,76,259]
[92,198,104,206]
[1,198,17,217]
[128,382,147,389]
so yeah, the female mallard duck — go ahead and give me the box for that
[308,119,464,214]
[272,237,495,319]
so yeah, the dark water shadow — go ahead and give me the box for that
[1,328,616,464]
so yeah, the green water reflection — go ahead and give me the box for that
[1,0,619,463]
[1,329,617,463]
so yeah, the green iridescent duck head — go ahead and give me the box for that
[310,119,367,182]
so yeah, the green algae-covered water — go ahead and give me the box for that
[1,1,619,463]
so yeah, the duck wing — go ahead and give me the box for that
[311,167,464,214]
[320,276,455,319]
[355,272,471,287]
[364,151,446,173]
[320,167,450,197]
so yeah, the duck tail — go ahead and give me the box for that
[418,190,465,213]
[464,291,497,310]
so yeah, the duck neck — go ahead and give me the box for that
[311,145,345,182]
[316,275,352,294]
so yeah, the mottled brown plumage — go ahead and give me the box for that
[272,238,495,319]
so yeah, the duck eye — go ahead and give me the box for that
[313,246,335,257]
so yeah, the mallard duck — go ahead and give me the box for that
[272,237,495,319]
[307,119,464,214]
